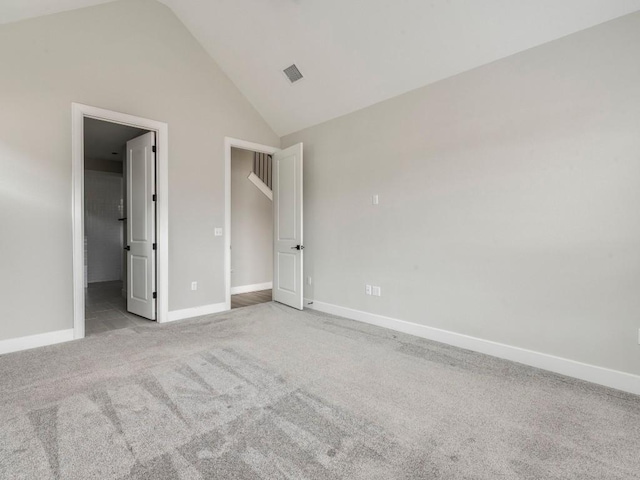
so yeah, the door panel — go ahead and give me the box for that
[276,252,297,293]
[273,143,303,310]
[130,156,148,242]
[126,132,156,320]
[130,256,148,301]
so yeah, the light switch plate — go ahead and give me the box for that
[372,286,381,297]
[365,285,372,295]
[372,194,379,205]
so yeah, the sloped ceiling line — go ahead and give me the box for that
[3,0,640,135]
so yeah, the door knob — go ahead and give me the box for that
[291,245,304,250]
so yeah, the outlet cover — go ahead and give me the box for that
[365,285,372,295]
[191,281,198,291]
[214,227,223,237]
[307,276,312,285]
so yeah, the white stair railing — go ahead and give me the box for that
[253,152,272,189]
[248,152,273,200]
[247,171,272,201]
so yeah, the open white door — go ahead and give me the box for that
[273,143,304,310]
[126,132,156,320]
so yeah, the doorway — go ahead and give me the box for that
[72,103,169,340]
[224,138,304,311]
[83,118,153,335]
[230,147,274,309]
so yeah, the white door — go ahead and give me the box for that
[273,143,304,310]
[126,132,156,320]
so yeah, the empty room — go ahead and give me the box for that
[1,1,639,479]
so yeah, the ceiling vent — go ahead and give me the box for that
[283,64,304,84]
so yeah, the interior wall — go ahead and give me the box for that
[84,170,123,284]
[283,12,640,376]
[0,0,279,341]
[84,158,123,175]
[230,148,273,289]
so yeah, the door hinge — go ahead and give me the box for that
[152,146,156,153]
[153,292,157,299]
[153,243,156,250]
[152,194,156,201]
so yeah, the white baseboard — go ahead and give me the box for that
[304,299,640,396]
[0,329,75,356]
[231,282,273,295]
[166,302,228,323]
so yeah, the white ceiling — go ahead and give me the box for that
[0,0,112,25]
[3,0,640,135]
[162,0,640,135]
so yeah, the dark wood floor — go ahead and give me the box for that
[231,289,272,309]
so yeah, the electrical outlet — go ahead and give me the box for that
[191,281,198,291]
[214,227,223,237]
[372,286,381,297]
[365,285,372,295]
[307,276,312,285]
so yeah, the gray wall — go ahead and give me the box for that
[283,12,640,376]
[230,148,273,289]
[84,171,123,283]
[85,158,123,175]
[0,0,279,341]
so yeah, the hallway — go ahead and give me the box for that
[85,281,153,336]
[231,289,272,309]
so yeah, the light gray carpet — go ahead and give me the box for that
[1,302,639,479]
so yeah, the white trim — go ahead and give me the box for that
[247,172,273,200]
[72,103,170,341]
[224,137,280,312]
[230,282,273,295]
[167,302,227,322]
[0,329,75,356]
[305,299,640,396]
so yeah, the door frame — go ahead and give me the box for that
[224,137,280,310]
[71,103,169,339]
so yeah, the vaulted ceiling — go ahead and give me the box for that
[3,0,640,135]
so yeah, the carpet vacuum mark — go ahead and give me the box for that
[1,302,639,479]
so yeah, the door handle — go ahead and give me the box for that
[291,245,304,250]
[124,246,130,251]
